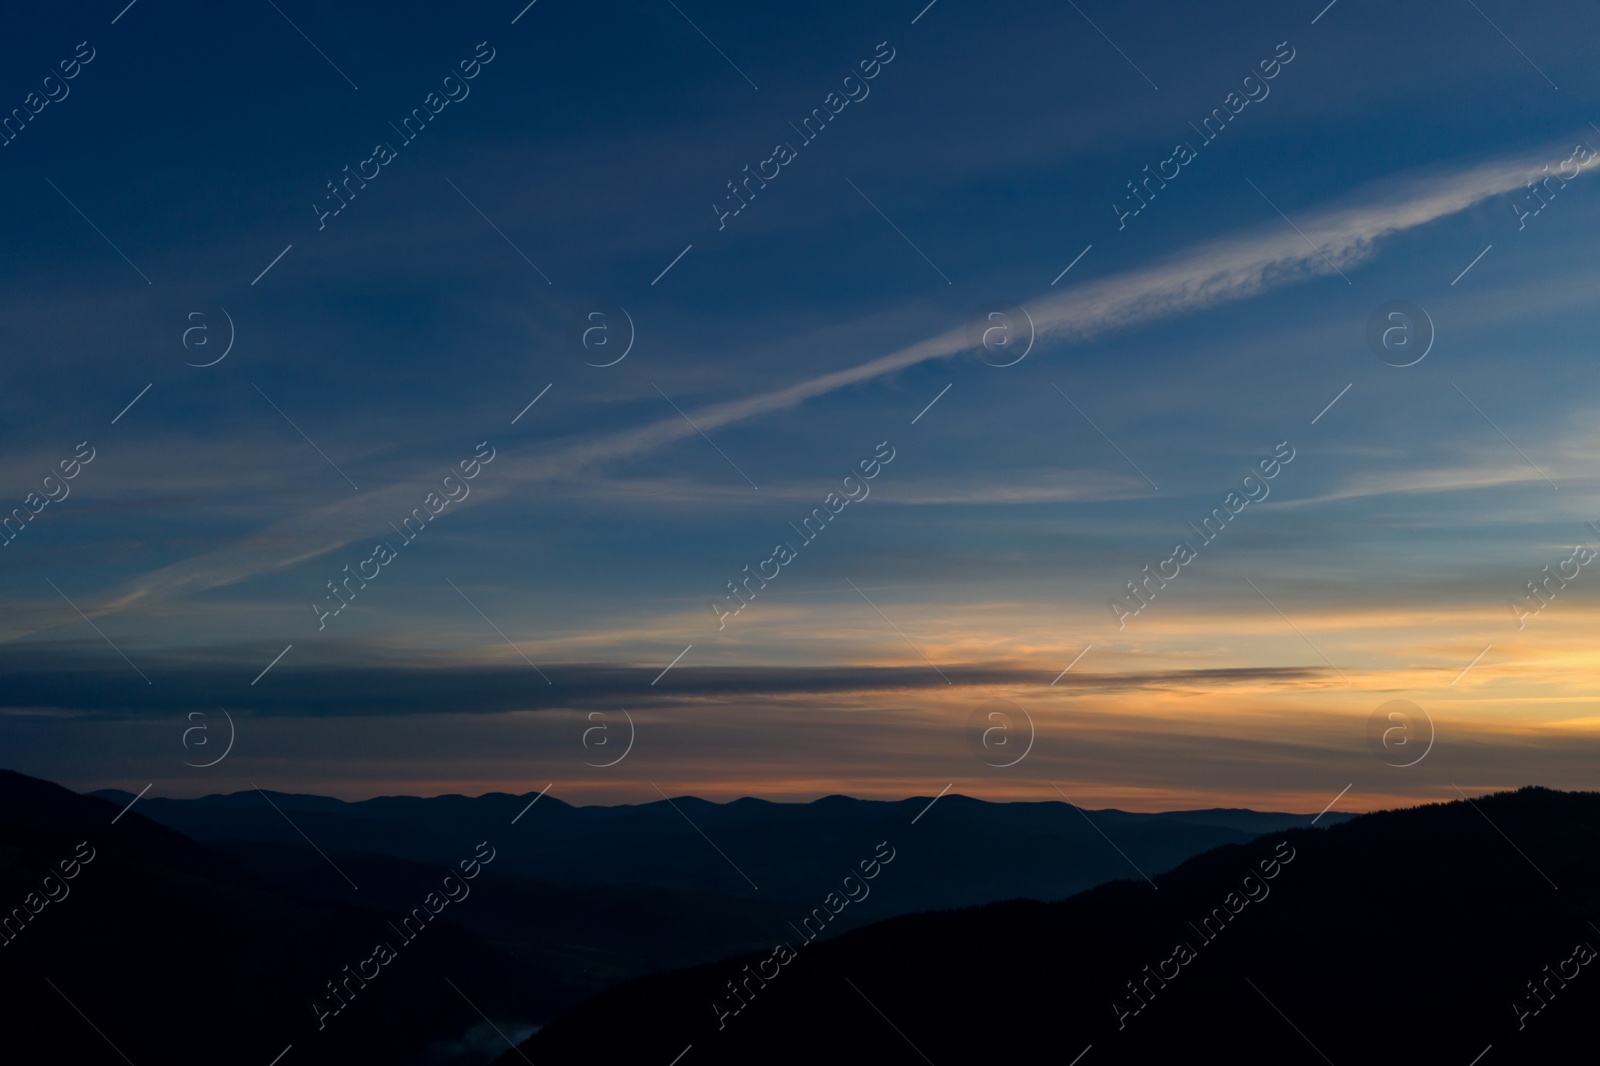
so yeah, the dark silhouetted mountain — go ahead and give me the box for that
[98,787,1348,919]
[508,787,1600,1065]
[210,838,801,999]
[0,770,544,1066]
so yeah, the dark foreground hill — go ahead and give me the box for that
[76,786,1351,1034]
[208,838,799,1001]
[508,787,1600,1065]
[5,769,1355,1065]
[0,770,544,1066]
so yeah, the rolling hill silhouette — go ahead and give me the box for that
[506,787,1600,1065]
[8,771,1350,1065]
[0,770,542,1066]
[98,786,1344,916]
[80,785,1352,1042]
[34,770,1574,1065]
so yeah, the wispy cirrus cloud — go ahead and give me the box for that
[28,139,1594,626]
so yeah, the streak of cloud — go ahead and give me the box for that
[31,140,1593,628]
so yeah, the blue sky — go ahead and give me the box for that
[3,0,1600,809]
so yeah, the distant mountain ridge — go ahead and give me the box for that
[507,786,1600,1065]
[0,770,1355,1066]
[93,786,1351,920]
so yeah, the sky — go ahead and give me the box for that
[2,0,1599,812]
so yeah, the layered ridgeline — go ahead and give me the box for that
[507,788,1600,1065]
[0,769,542,1066]
[97,786,1345,918]
[4,772,1346,1066]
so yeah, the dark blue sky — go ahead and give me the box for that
[3,0,1599,809]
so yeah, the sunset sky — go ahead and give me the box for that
[2,0,1597,812]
